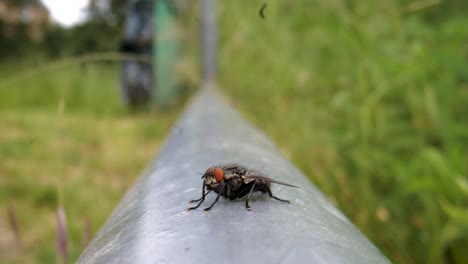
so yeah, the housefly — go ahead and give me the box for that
[259,3,267,19]
[187,163,299,212]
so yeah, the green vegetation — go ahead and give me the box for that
[0,63,181,263]
[198,1,467,263]
[1,0,467,263]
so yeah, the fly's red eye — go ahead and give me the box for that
[214,168,224,183]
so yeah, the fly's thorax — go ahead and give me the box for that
[227,177,243,190]
[221,164,248,179]
[223,171,239,181]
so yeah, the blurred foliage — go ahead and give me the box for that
[42,21,121,58]
[181,0,468,263]
[88,0,127,26]
[40,1,123,58]
[0,63,182,263]
[0,0,124,59]
[0,21,41,59]
[1,0,42,6]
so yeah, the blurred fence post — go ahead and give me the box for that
[153,0,180,107]
[120,0,154,107]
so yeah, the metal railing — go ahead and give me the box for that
[78,86,391,264]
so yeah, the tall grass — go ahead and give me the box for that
[182,1,468,263]
[0,62,181,262]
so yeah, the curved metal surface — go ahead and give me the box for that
[201,0,217,82]
[78,87,391,264]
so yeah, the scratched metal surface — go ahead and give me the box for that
[78,87,391,264]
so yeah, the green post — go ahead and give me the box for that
[153,0,180,107]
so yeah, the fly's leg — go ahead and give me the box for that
[189,189,211,203]
[245,182,257,211]
[203,183,226,212]
[268,188,290,203]
[187,183,207,211]
[203,192,221,212]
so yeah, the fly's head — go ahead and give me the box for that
[202,166,225,189]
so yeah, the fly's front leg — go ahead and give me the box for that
[268,188,290,203]
[203,183,226,213]
[245,182,257,211]
[189,189,211,203]
[187,182,207,211]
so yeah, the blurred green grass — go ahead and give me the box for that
[200,1,467,263]
[0,63,181,263]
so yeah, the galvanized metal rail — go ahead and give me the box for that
[77,86,391,264]
[200,0,216,82]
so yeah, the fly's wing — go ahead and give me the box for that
[244,171,300,189]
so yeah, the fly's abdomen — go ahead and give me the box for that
[253,179,270,193]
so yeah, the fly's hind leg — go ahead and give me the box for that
[268,188,290,203]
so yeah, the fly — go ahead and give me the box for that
[187,163,299,212]
[259,3,267,19]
